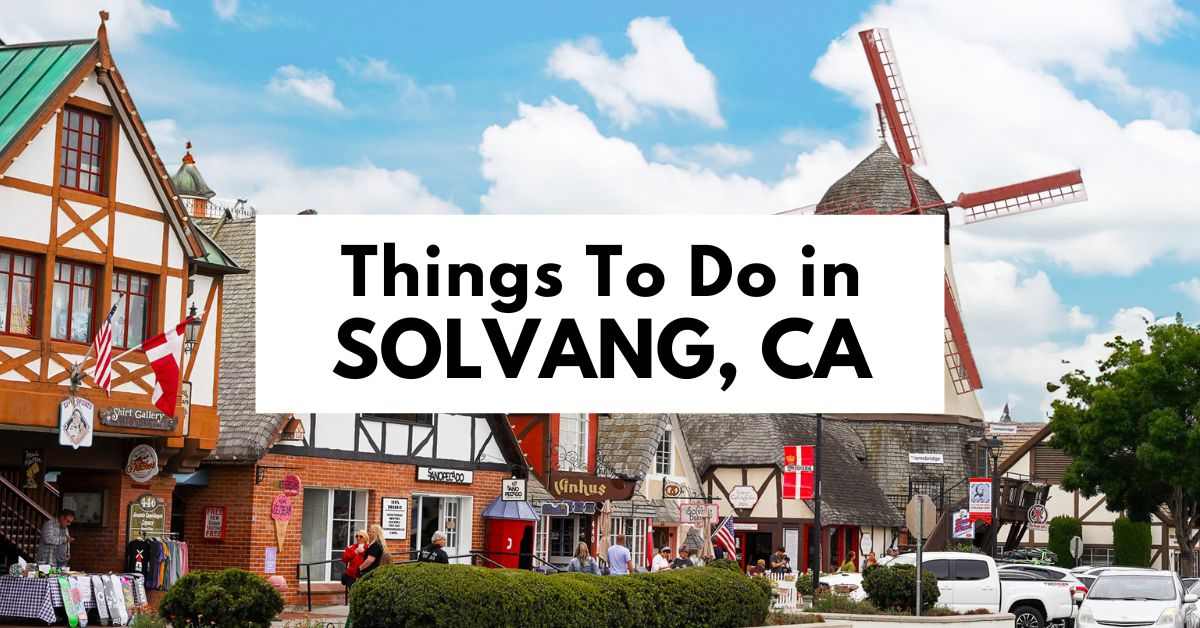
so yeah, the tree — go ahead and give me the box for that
[1112,516,1152,567]
[1048,315,1200,573]
[1047,516,1082,568]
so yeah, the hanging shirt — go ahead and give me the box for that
[126,539,152,574]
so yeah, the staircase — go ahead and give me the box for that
[0,470,57,564]
[924,475,1051,555]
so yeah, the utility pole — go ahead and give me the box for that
[812,413,823,598]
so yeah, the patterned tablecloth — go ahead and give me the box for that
[0,576,57,624]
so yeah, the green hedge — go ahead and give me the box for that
[349,562,772,628]
[1113,516,1152,567]
[1048,516,1083,567]
[862,563,939,613]
[158,568,283,628]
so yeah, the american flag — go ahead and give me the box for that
[90,300,120,394]
[713,514,737,558]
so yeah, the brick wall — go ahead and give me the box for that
[58,469,176,573]
[184,454,508,603]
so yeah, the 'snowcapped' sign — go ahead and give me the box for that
[256,215,944,413]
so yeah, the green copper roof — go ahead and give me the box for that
[193,222,244,273]
[0,40,95,157]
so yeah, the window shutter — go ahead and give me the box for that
[1031,445,1072,484]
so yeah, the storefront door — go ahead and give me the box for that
[412,495,471,563]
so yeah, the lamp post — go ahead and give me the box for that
[812,412,823,599]
[981,435,1003,556]
[184,303,202,353]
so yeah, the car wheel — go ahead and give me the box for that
[1011,605,1045,628]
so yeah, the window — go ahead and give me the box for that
[534,516,551,565]
[300,488,367,582]
[549,517,575,558]
[51,260,95,343]
[1083,546,1114,567]
[921,559,951,580]
[111,271,152,348]
[954,559,990,580]
[609,516,647,571]
[655,426,673,475]
[59,108,108,194]
[558,413,588,472]
[0,251,36,336]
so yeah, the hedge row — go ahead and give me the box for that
[348,562,773,628]
[1113,516,1152,567]
[1048,516,1083,567]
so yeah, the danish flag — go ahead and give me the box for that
[143,318,193,416]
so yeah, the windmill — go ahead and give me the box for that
[807,28,1088,417]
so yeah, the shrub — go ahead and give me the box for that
[158,568,284,628]
[1048,516,1083,567]
[127,614,168,628]
[811,592,879,614]
[349,562,772,628]
[707,558,741,572]
[1113,516,1152,567]
[766,612,825,624]
[861,563,938,613]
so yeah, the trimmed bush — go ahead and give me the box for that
[861,563,939,613]
[158,568,284,628]
[1048,516,1083,567]
[349,562,772,628]
[1113,516,1152,567]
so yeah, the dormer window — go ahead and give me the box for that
[558,413,588,472]
[655,425,673,475]
[59,107,108,195]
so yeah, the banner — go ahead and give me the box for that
[968,477,992,523]
[782,445,815,500]
[952,509,974,539]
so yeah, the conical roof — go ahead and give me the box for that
[171,143,215,199]
[815,143,943,214]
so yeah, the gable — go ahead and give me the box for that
[0,41,94,158]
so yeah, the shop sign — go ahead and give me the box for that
[1028,503,1049,531]
[540,502,570,517]
[416,466,473,484]
[125,444,160,484]
[569,501,596,515]
[99,407,177,431]
[381,497,408,540]
[782,445,815,500]
[59,396,95,449]
[128,493,165,539]
[203,506,226,540]
[968,477,992,523]
[728,485,758,509]
[733,522,758,531]
[908,453,944,464]
[547,471,636,501]
[678,502,719,525]
[264,547,277,574]
[501,478,527,502]
[952,509,974,539]
[281,474,302,497]
[271,494,293,549]
[22,449,44,489]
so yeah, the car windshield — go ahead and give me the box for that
[1088,575,1176,601]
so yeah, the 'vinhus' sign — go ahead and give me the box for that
[547,471,636,501]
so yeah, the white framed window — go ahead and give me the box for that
[412,495,473,563]
[609,516,648,572]
[558,413,588,472]
[534,515,551,565]
[655,426,673,475]
[300,488,368,582]
[443,498,459,549]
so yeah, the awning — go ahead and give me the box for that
[481,496,538,521]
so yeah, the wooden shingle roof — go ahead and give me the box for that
[815,143,943,214]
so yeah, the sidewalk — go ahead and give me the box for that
[272,603,349,627]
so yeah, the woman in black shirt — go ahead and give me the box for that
[357,524,389,576]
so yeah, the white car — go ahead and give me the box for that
[1076,570,1197,628]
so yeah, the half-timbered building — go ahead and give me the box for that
[0,18,238,572]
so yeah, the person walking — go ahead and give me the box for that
[651,546,672,572]
[357,524,390,577]
[606,535,632,575]
[36,509,74,568]
[418,531,450,563]
[340,529,369,587]
[567,542,601,574]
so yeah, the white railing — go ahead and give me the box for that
[192,198,256,220]
[766,572,799,610]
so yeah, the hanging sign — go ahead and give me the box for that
[59,397,95,449]
[728,485,758,509]
[270,494,292,549]
[99,407,177,431]
[22,449,44,489]
[416,466,473,484]
[952,509,975,539]
[280,474,302,497]
[540,502,570,517]
[381,497,408,540]
[1027,503,1049,531]
[968,477,992,523]
[128,494,165,539]
[678,501,719,525]
[203,506,226,540]
[547,471,636,501]
[782,445,815,500]
[125,444,160,484]
[501,478,527,501]
[908,453,944,464]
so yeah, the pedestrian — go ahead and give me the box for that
[567,542,601,574]
[36,509,74,568]
[713,544,727,561]
[671,548,694,569]
[418,531,451,563]
[748,559,767,576]
[866,550,878,567]
[340,529,369,587]
[357,524,390,577]
[606,535,632,575]
[840,551,858,572]
[770,546,789,574]
[652,546,673,572]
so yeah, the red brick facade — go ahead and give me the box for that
[57,469,177,574]
[182,453,509,604]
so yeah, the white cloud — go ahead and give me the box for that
[267,66,345,112]
[0,0,175,49]
[479,98,856,213]
[212,0,238,21]
[1172,277,1200,305]
[338,57,455,110]
[547,17,723,129]
[956,261,1096,343]
[651,142,753,170]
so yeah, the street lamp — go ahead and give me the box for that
[184,303,202,353]
[981,435,1003,556]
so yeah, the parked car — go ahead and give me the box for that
[1000,563,1090,596]
[1076,569,1197,628]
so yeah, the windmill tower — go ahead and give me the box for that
[809,28,1088,420]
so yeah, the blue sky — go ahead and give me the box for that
[6,1,1200,420]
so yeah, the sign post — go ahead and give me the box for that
[906,494,937,617]
[1070,536,1084,567]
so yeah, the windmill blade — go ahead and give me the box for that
[956,169,1086,225]
[945,275,982,394]
[859,28,926,166]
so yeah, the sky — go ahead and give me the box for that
[4,0,1200,421]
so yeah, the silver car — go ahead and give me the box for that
[1077,570,1197,628]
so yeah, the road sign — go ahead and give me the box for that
[1070,536,1084,560]
[905,495,937,539]
[908,453,944,464]
[1027,503,1049,531]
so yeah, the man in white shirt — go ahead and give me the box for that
[606,535,632,575]
[651,546,672,572]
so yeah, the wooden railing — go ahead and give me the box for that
[0,469,61,518]
[0,473,52,559]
